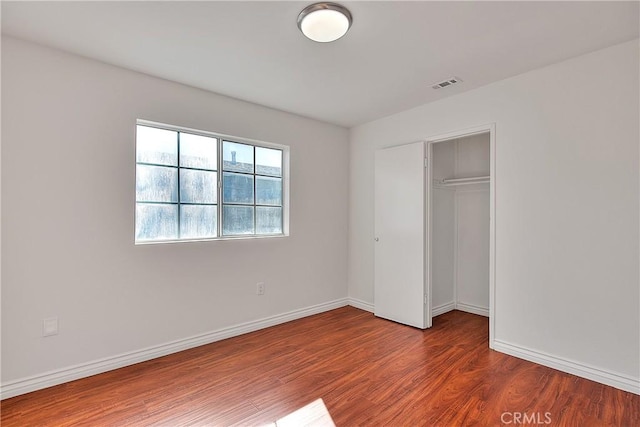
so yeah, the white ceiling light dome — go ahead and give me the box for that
[297,3,353,43]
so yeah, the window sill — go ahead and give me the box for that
[134,233,288,245]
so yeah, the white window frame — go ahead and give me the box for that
[135,119,290,244]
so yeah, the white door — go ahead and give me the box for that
[374,142,431,329]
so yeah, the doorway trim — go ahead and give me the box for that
[425,123,496,348]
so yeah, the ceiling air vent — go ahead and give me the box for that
[431,77,462,90]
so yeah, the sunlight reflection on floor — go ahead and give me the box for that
[261,398,336,427]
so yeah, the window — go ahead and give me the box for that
[135,122,286,243]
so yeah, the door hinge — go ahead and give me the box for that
[424,294,427,305]
[424,158,428,168]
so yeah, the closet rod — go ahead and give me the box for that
[438,176,490,186]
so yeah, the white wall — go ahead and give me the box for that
[455,188,489,313]
[431,142,455,311]
[1,37,349,390]
[348,40,639,391]
[456,134,490,178]
[454,134,490,315]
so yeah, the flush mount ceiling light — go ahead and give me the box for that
[297,2,353,43]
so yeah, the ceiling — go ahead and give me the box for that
[2,1,638,128]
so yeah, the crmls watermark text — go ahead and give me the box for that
[501,412,552,425]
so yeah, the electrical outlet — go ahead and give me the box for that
[256,282,265,295]
[43,317,59,337]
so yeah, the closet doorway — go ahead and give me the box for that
[426,125,495,345]
[373,124,495,343]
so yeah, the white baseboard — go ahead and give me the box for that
[1,298,349,400]
[455,302,489,317]
[348,297,374,313]
[493,339,640,395]
[350,299,486,318]
[432,302,455,317]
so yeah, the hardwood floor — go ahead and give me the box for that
[2,307,638,426]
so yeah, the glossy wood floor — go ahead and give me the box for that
[2,307,639,426]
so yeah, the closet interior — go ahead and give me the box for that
[431,132,490,318]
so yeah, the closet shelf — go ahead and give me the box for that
[435,175,490,187]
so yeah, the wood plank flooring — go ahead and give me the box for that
[2,307,638,426]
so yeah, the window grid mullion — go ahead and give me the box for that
[137,201,217,206]
[137,161,179,169]
[137,201,179,205]
[218,138,223,238]
[176,131,182,239]
[253,146,257,235]
[136,162,217,173]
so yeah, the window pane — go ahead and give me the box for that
[136,203,178,241]
[223,141,254,173]
[256,176,282,206]
[180,133,217,170]
[180,170,217,204]
[223,206,254,235]
[256,207,282,234]
[223,172,254,204]
[136,165,178,203]
[256,147,282,177]
[136,125,177,166]
[180,205,217,239]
